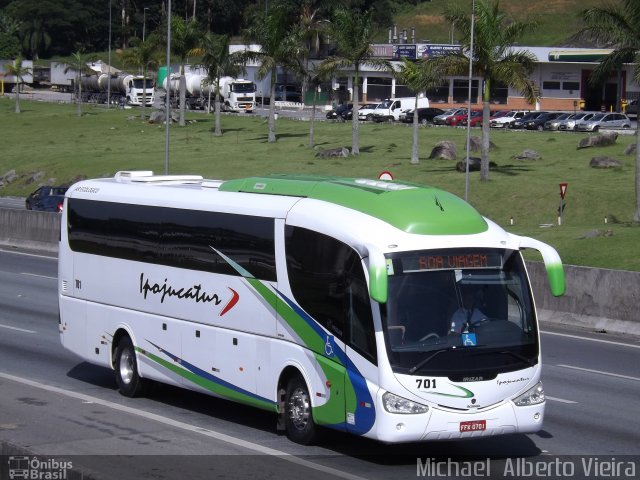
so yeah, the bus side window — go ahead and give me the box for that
[285,226,377,364]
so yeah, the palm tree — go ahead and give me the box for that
[120,35,162,121]
[294,61,332,148]
[319,8,391,155]
[296,2,328,105]
[242,6,299,143]
[581,0,640,222]
[442,0,539,181]
[5,57,31,114]
[170,17,202,126]
[190,33,245,137]
[396,58,442,164]
[64,51,94,117]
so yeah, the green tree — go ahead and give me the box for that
[170,17,202,127]
[64,51,95,117]
[5,57,31,113]
[396,58,442,165]
[442,0,538,181]
[319,8,390,155]
[120,35,162,121]
[295,2,329,105]
[242,6,299,143]
[190,33,245,137]
[581,0,640,222]
[0,13,21,58]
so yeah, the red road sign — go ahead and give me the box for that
[559,182,568,199]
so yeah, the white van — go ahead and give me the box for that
[372,97,429,122]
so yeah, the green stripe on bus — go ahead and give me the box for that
[220,176,488,235]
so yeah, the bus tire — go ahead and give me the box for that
[115,336,147,398]
[284,375,317,445]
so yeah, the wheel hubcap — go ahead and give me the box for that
[119,349,134,385]
[288,387,310,430]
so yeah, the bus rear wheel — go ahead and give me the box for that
[284,375,317,445]
[115,336,148,397]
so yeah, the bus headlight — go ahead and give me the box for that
[513,381,545,406]
[382,392,429,414]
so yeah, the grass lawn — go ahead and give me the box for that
[1,97,639,271]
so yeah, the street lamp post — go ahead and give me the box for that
[464,0,476,202]
[107,0,112,109]
[165,0,171,175]
[143,7,149,42]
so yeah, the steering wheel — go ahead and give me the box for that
[418,332,440,342]
[471,317,490,326]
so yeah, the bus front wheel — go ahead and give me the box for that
[284,375,317,445]
[115,336,148,398]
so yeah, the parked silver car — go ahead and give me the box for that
[557,112,598,131]
[543,112,573,131]
[433,108,466,125]
[575,112,632,132]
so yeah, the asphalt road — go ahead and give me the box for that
[0,248,639,480]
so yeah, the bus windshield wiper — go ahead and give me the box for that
[497,350,535,367]
[408,347,456,374]
[474,349,535,367]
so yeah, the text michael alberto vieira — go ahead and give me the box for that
[417,457,637,477]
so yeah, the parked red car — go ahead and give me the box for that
[445,109,470,126]
[459,110,483,127]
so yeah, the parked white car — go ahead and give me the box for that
[358,103,382,121]
[575,112,631,132]
[490,110,528,128]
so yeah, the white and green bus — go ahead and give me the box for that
[58,171,565,444]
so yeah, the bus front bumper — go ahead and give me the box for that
[373,395,545,443]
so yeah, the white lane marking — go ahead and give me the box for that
[546,396,578,404]
[0,248,57,260]
[0,371,368,480]
[541,330,640,349]
[0,324,36,334]
[21,272,57,280]
[556,364,640,382]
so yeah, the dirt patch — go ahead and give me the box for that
[413,15,444,26]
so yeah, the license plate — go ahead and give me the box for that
[459,420,486,432]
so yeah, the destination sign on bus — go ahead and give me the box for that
[400,252,503,272]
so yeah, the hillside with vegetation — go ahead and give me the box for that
[0,0,617,61]
[393,0,606,46]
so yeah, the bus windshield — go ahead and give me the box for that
[380,248,538,377]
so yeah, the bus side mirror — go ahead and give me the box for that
[519,236,566,297]
[366,246,388,303]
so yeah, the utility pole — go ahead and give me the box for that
[165,0,171,175]
[464,0,476,202]
[107,0,112,109]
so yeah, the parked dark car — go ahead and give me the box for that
[402,107,445,125]
[524,112,564,131]
[326,103,353,120]
[509,111,546,129]
[25,185,67,210]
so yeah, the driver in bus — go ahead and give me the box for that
[449,285,488,334]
